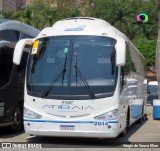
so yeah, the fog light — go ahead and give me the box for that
[108,125,112,129]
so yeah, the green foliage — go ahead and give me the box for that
[133,37,156,66]
[0,9,14,19]
[89,0,158,65]
[0,0,82,30]
[89,0,158,39]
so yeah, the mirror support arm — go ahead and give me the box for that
[13,39,34,65]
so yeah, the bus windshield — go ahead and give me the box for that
[27,36,118,99]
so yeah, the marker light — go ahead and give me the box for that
[24,108,42,119]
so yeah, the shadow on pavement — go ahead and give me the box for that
[0,127,24,138]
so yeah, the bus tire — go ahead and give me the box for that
[119,128,126,137]
[136,115,143,124]
[119,108,129,137]
[10,103,23,132]
[136,106,144,124]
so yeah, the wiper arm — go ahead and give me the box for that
[41,54,67,98]
[41,67,66,98]
[74,52,78,86]
[74,64,96,99]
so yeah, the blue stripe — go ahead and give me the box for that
[23,119,118,124]
[109,121,118,123]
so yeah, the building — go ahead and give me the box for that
[0,0,2,12]
[0,0,28,12]
[0,0,88,13]
[25,0,31,5]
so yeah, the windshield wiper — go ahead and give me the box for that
[74,53,96,99]
[74,52,78,86]
[41,54,67,98]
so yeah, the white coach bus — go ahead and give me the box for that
[13,17,146,138]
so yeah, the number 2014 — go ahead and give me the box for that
[94,122,108,126]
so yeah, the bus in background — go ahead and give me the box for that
[0,19,40,132]
[13,17,146,138]
[147,81,158,105]
[143,79,147,96]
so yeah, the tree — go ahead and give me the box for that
[0,10,14,19]
[133,38,156,66]
[156,0,160,98]
[88,0,157,40]
[14,6,35,26]
[12,0,82,30]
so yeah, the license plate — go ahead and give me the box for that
[60,125,75,130]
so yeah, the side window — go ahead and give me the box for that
[124,43,137,77]
[129,43,144,76]
[0,47,14,87]
[21,33,33,39]
[129,46,137,73]
[0,30,20,42]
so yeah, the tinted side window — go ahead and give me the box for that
[124,43,137,77]
[129,43,144,76]
[0,30,20,42]
[0,47,14,87]
[21,33,33,39]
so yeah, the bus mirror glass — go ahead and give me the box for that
[13,39,33,65]
[115,37,126,66]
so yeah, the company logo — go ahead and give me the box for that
[62,101,74,104]
[2,143,12,149]
[64,25,86,31]
[42,105,94,111]
[136,13,148,23]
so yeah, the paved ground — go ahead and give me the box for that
[0,106,160,150]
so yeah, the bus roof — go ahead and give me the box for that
[38,17,127,40]
[0,19,40,37]
[0,20,40,48]
[0,19,10,24]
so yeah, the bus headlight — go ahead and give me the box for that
[94,109,118,121]
[24,108,42,119]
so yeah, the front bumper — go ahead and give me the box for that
[24,119,119,138]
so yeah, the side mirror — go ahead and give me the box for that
[13,39,34,65]
[115,37,126,66]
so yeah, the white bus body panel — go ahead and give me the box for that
[24,70,128,138]
[23,17,145,138]
[37,18,127,40]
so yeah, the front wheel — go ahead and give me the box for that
[119,109,130,137]
[136,107,144,124]
[10,104,23,132]
[119,127,126,137]
[136,115,143,124]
